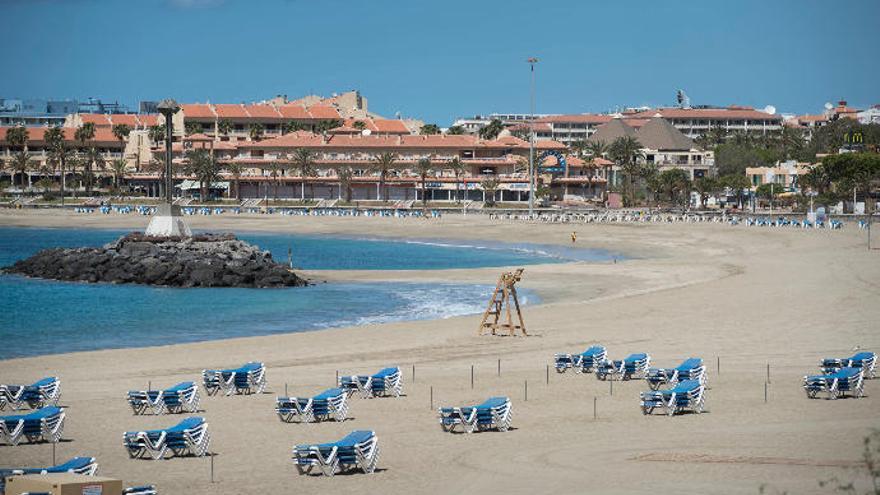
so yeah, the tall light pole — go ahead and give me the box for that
[527,57,538,216]
[145,99,191,237]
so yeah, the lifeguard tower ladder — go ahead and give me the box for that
[478,268,527,336]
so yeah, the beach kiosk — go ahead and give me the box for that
[5,473,123,495]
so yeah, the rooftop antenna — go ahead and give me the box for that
[676,89,691,109]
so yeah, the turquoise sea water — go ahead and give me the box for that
[0,227,617,359]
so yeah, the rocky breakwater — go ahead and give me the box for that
[3,232,308,288]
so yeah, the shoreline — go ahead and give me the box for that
[1,209,878,494]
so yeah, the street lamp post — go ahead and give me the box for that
[528,57,538,216]
[145,99,191,237]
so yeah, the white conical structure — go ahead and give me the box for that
[145,203,192,237]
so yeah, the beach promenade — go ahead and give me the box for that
[1,209,878,494]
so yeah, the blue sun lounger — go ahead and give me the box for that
[645,358,705,390]
[0,377,61,411]
[640,379,706,416]
[128,381,201,415]
[338,367,403,399]
[202,362,266,396]
[439,396,512,433]
[0,406,65,446]
[821,351,876,379]
[596,353,651,381]
[292,430,379,477]
[0,456,97,494]
[123,416,211,460]
[123,486,157,495]
[804,367,864,400]
[554,345,607,373]
[276,388,348,423]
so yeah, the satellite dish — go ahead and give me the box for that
[361,129,372,136]
[824,102,833,110]
[763,105,776,115]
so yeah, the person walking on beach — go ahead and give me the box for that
[571,231,577,243]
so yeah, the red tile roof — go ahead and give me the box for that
[80,114,113,126]
[276,104,311,119]
[307,105,341,120]
[213,104,249,119]
[237,131,325,148]
[109,114,140,127]
[139,114,161,127]
[629,107,782,121]
[373,119,410,134]
[244,105,282,119]
[0,126,122,146]
[181,104,216,119]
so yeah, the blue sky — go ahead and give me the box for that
[4,0,878,124]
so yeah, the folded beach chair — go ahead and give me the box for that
[338,367,403,399]
[0,406,65,446]
[645,358,705,391]
[0,456,97,494]
[804,367,864,400]
[640,379,706,416]
[123,416,211,460]
[202,362,266,396]
[596,353,650,381]
[821,351,876,379]
[276,388,348,423]
[0,377,61,411]
[554,345,607,374]
[439,396,512,433]
[292,430,379,477]
[127,382,200,415]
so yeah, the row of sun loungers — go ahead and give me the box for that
[0,377,61,411]
[803,351,875,400]
[338,367,403,399]
[202,362,266,396]
[276,388,349,423]
[0,456,96,494]
[640,380,706,416]
[439,396,513,433]
[0,406,65,446]
[127,382,200,415]
[293,430,380,477]
[123,417,211,461]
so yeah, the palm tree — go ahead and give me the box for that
[218,119,233,138]
[223,161,244,201]
[478,119,504,140]
[608,136,644,206]
[10,151,36,189]
[570,140,589,158]
[291,148,316,202]
[352,120,367,131]
[74,123,97,194]
[481,177,499,206]
[110,158,127,190]
[659,169,692,207]
[448,157,466,203]
[415,156,434,208]
[693,176,719,209]
[371,151,397,201]
[45,127,69,204]
[148,154,167,199]
[148,124,166,145]
[446,125,465,135]
[5,125,29,152]
[112,124,131,153]
[185,121,201,136]
[267,161,282,201]
[721,174,752,209]
[248,123,265,142]
[84,147,106,193]
[281,121,302,135]
[185,149,218,201]
[337,166,353,202]
[315,120,341,134]
[420,124,440,135]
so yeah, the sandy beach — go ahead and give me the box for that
[1,209,878,494]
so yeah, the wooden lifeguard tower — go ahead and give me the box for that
[477,268,527,336]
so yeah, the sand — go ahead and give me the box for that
[0,209,878,494]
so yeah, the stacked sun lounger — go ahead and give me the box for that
[202,362,266,396]
[804,367,865,400]
[596,353,651,381]
[0,377,61,410]
[0,406,66,446]
[292,430,379,477]
[123,417,211,460]
[128,382,200,415]
[0,456,96,494]
[644,358,706,390]
[554,345,607,373]
[640,379,706,416]
[439,396,512,433]
[123,486,158,495]
[276,388,349,423]
[338,367,403,399]
[820,351,876,379]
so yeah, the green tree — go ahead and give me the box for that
[371,151,398,201]
[111,123,131,153]
[74,124,97,194]
[420,123,440,135]
[267,161,282,201]
[248,122,265,142]
[83,147,106,193]
[315,120,342,134]
[223,161,244,202]
[693,176,720,209]
[659,168,692,207]
[291,148,316,201]
[720,174,751,209]
[481,177,499,206]
[478,119,504,140]
[148,124,166,144]
[185,121,202,136]
[337,166,353,202]
[9,151,36,188]
[218,119,234,137]
[352,120,367,131]
[281,120,303,135]
[185,148,219,201]
[446,125,465,135]
[449,156,466,203]
[110,158,127,190]
[608,136,645,206]
[415,156,434,208]
[45,127,71,204]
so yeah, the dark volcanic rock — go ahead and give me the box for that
[3,232,308,288]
